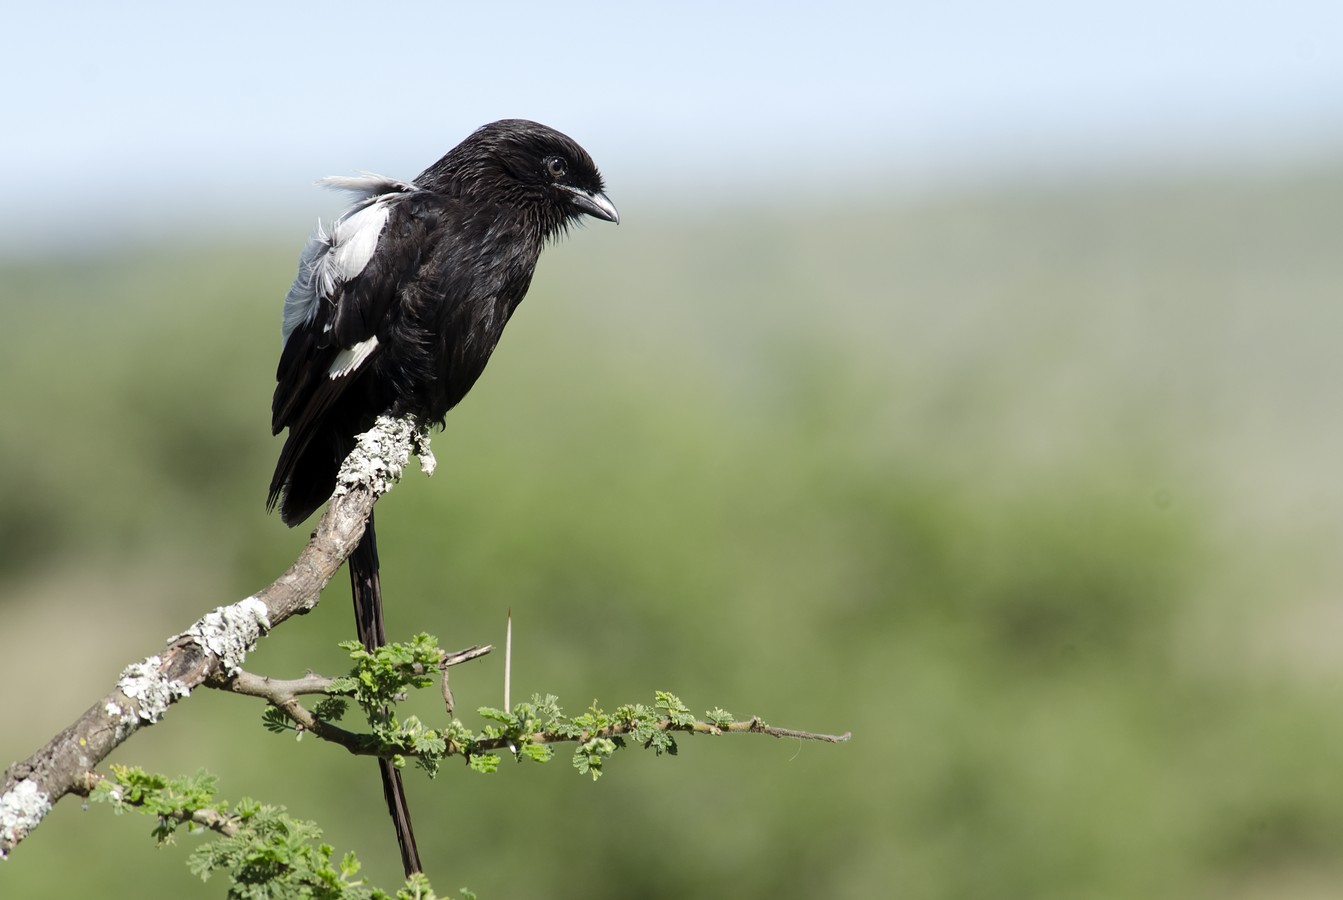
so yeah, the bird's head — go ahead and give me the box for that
[424,119,618,230]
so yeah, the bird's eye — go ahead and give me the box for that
[545,156,568,179]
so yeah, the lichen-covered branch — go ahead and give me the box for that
[0,415,428,860]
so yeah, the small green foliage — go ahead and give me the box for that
[570,700,612,736]
[96,765,440,899]
[527,693,582,741]
[261,707,294,735]
[187,803,320,894]
[655,691,695,727]
[186,800,418,900]
[313,697,349,722]
[327,675,359,695]
[337,634,442,714]
[403,716,447,777]
[615,702,676,755]
[573,738,618,780]
[705,707,735,729]
[91,766,223,844]
[529,693,565,728]
[476,706,515,727]
[468,753,501,774]
[521,743,553,763]
[391,873,445,900]
[441,718,475,751]
[322,635,459,777]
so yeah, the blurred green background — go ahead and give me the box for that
[6,2,1343,898]
[4,163,1343,899]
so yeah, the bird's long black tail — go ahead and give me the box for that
[349,512,424,876]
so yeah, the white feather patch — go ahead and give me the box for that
[279,174,417,347]
[328,336,380,379]
[316,200,390,299]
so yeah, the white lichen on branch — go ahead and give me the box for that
[412,427,436,477]
[333,414,432,498]
[0,780,51,859]
[178,596,272,676]
[116,657,192,728]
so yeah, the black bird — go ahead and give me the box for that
[267,119,617,876]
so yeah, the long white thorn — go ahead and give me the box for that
[504,609,513,712]
[505,609,516,755]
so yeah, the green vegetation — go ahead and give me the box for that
[3,164,1343,898]
[92,634,762,898]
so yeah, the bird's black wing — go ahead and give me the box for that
[268,178,439,518]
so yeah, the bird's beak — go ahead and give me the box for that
[560,185,619,224]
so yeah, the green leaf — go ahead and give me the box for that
[476,706,516,726]
[655,691,695,727]
[468,753,501,774]
[705,707,736,728]
[645,729,677,756]
[573,737,618,781]
[521,742,553,763]
[326,675,359,695]
[261,707,292,734]
[312,697,349,721]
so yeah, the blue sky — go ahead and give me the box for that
[4,1,1342,248]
